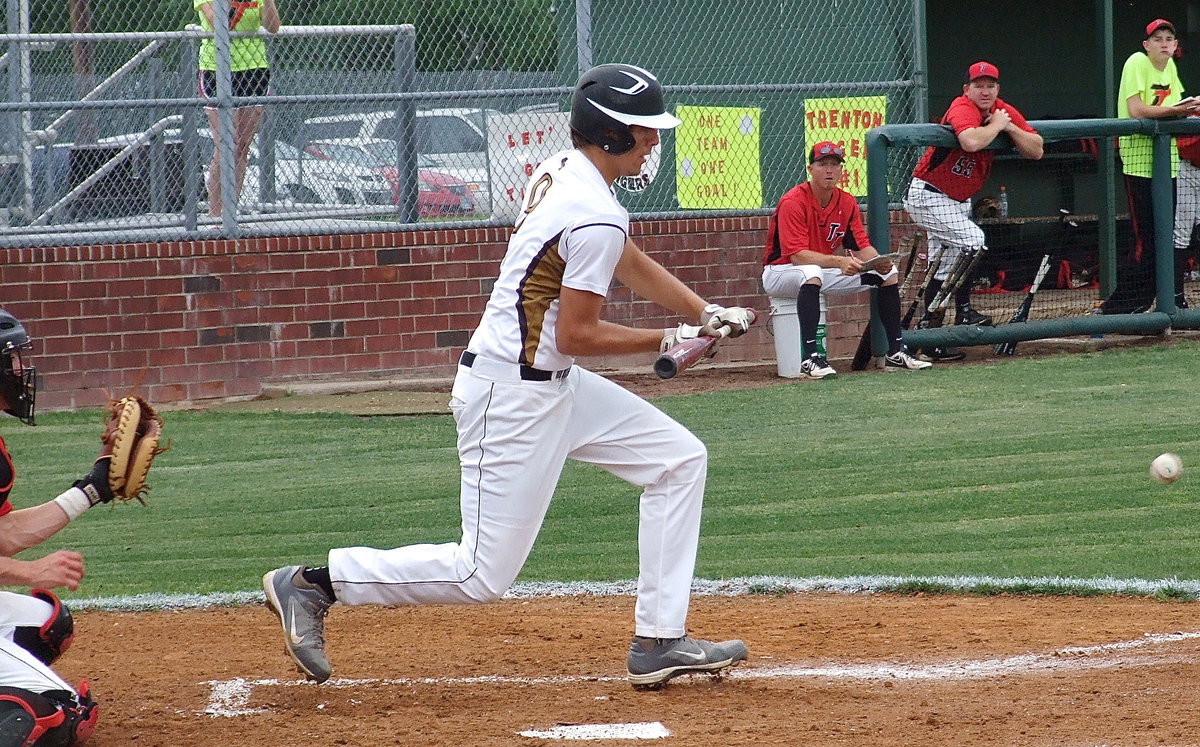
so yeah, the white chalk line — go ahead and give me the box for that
[68,573,1200,611]
[202,630,1200,717]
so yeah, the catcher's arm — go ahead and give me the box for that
[0,552,84,590]
[0,500,77,557]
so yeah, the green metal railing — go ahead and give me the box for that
[863,117,1200,354]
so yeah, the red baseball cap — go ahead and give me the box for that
[966,61,1000,82]
[1146,18,1176,38]
[809,141,845,164]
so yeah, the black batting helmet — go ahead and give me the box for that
[570,63,681,154]
[0,310,36,425]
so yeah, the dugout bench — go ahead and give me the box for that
[974,213,1132,292]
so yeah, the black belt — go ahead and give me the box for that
[459,351,570,381]
[923,182,944,195]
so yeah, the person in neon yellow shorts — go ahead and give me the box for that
[194,0,281,218]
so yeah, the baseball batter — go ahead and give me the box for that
[264,63,754,689]
[903,61,1042,360]
[0,310,111,746]
[762,141,931,378]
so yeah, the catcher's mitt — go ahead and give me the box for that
[100,395,168,503]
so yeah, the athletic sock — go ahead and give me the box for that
[797,284,822,358]
[301,566,336,600]
[955,284,973,314]
[877,283,904,354]
[923,277,943,317]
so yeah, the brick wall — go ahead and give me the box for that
[0,212,914,411]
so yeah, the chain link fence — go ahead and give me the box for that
[2,0,921,246]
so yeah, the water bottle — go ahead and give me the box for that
[998,186,1009,218]
[816,296,828,356]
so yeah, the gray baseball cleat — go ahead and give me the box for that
[263,565,334,683]
[627,635,749,688]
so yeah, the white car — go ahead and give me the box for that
[89,125,395,211]
[194,134,396,211]
[80,122,478,217]
[299,108,494,211]
[300,139,477,216]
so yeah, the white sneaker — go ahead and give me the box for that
[799,354,836,378]
[884,349,933,371]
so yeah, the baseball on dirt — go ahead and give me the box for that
[1149,453,1183,484]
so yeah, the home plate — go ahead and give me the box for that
[518,722,671,740]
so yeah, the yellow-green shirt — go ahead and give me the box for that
[195,0,269,72]
[1117,51,1182,177]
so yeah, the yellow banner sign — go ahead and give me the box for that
[802,96,887,197]
[675,106,763,209]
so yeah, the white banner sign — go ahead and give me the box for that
[487,111,571,222]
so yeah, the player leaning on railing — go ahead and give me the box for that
[902,61,1043,361]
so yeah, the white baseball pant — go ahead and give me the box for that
[329,358,707,639]
[903,178,986,280]
[0,591,73,694]
[761,263,897,299]
[1175,159,1200,249]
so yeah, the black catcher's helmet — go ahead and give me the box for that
[0,310,36,425]
[570,63,682,154]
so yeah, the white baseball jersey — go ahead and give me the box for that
[468,149,628,371]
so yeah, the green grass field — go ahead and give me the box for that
[9,340,1200,602]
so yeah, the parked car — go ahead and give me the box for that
[88,125,392,212]
[82,124,474,217]
[299,108,495,211]
[303,139,476,216]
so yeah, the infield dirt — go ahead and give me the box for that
[66,593,1200,745]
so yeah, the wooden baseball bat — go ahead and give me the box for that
[901,254,942,329]
[654,309,758,379]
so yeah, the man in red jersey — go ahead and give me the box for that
[903,61,1043,360]
[762,141,931,378]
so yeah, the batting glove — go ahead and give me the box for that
[72,457,114,506]
[702,303,753,337]
[660,322,722,353]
